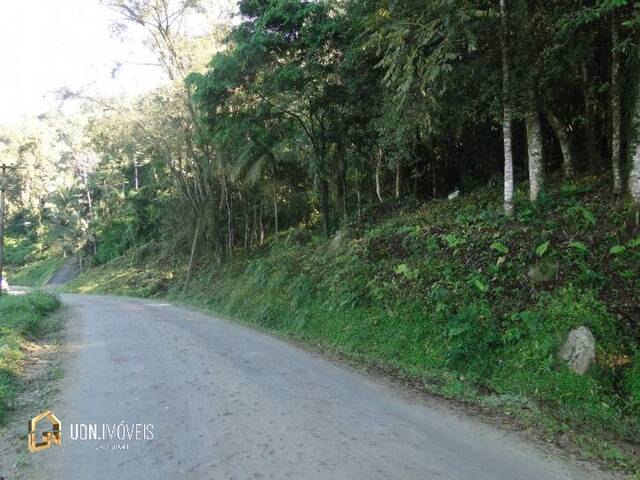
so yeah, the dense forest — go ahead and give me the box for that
[1,0,639,269]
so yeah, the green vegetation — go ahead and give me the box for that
[0,292,61,423]
[67,174,640,471]
[3,0,640,274]
[9,257,65,287]
[4,236,64,287]
[2,0,640,472]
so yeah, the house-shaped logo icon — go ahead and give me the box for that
[28,410,61,453]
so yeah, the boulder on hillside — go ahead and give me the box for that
[447,189,460,200]
[559,326,595,375]
[527,258,558,284]
[327,229,349,255]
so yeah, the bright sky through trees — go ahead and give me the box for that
[0,0,168,124]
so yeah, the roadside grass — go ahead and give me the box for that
[9,257,65,287]
[4,236,65,287]
[0,292,61,424]
[65,174,640,474]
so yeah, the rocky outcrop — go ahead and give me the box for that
[559,326,595,375]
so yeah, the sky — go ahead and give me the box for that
[0,0,170,125]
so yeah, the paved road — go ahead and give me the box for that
[25,294,621,480]
[46,257,80,286]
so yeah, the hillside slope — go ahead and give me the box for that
[4,236,65,287]
[66,174,640,472]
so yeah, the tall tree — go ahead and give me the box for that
[546,109,574,178]
[500,0,514,216]
[611,9,623,195]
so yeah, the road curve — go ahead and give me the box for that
[25,294,621,480]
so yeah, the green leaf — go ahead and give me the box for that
[580,207,596,226]
[628,237,640,248]
[395,263,409,275]
[535,241,550,257]
[447,325,468,338]
[490,242,509,255]
[609,245,626,255]
[394,263,418,280]
[442,233,464,248]
[569,241,589,253]
[473,278,489,293]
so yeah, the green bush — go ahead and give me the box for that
[95,217,138,265]
[4,236,39,266]
[625,355,640,413]
[442,301,499,378]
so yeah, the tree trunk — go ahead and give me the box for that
[320,179,331,236]
[0,183,5,296]
[226,189,233,258]
[184,218,200,293]
[355,169,362,219]
[337,142,348,219]
[375,148,384,203]
[545,108,573,178]
[273,187,278,236]
[629,46,640,215]
[432,159,437,198]
[271,161,279,235]
[259,203,264,245]
[611,12,623,196]
[244,211,249,249]
[134,161,140,191]
[500,0,514,216]
[251,202,258,247]
[630,146,640,218]
[82,170,93,218]
[582,62,597,170]
[395,161,402,200]
[525,90,544,202]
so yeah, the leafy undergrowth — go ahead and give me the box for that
[5,236,64,287]
[66,174,640,473]
[0,292,61,423]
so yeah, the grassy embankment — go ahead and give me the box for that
[0,292,61,424]
[66,174,640,472]
[4,236,64,287]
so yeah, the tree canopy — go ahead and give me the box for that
[4,0,640,266]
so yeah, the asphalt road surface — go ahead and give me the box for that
[24,294,622,480]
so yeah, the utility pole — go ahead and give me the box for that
[0,163,16,297]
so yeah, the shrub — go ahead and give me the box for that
[442,301,499,379]
[625,355,640,413]
[95,216,138,265]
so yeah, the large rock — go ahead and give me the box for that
[527,258,558,283]
[327,229,349,255]
[559,326,595,374]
